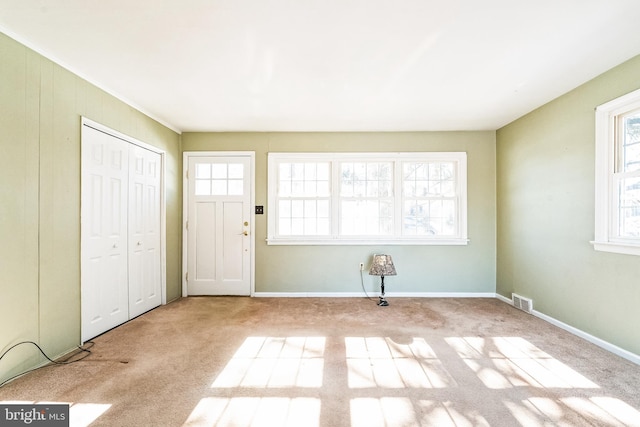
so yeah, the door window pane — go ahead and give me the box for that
[212,164,227,179]
[196,163,211,178]
[195,180,211,196]
[229,163,244,179]
[194,162,244,196]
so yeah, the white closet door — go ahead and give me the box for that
[81,127,130,342]
[81,121,164,341]
[128,145,162,318]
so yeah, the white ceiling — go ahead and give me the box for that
[2,0,640,133]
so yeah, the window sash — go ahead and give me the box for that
[268,153,468,245]
[594,88,640,255]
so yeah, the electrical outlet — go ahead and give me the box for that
[359,262,364,271]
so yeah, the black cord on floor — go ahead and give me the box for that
[359,269,375,302]
[0,341,94,388]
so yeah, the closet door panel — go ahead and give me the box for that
[81,127,130,342]
[128,145,162,318]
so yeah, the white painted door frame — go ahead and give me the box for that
[182,151,256,297]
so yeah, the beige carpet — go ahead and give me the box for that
[1,297,639,427]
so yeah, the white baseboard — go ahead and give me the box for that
[495,294,512,304]
[496,293,640,366]
[253,292,497,298]
[254,292,365,298]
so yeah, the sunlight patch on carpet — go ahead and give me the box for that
[345,337,456,389]
[184,397,320,427]
[446,337,599,389]
[211,337,325,388]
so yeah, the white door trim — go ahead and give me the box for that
[182,151,256,297]
[81,117,168,305]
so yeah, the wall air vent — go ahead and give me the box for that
[512,293,533,314]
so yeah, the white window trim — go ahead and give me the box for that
[267,152,468,245]
[593,87,640,256]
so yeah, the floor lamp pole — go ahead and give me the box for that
[378,275,389,306]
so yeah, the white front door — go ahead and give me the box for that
[185,154,253,296]
[81,126,130,342]
[128,145,162,318]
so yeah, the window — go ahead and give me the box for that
[267,152,468,245]
[594,88,640,255]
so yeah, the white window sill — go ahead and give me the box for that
[591,241,640,256]
[267,238,470,246]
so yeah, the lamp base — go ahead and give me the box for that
[378,297,389,307]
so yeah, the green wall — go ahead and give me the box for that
[496,54,640,355]
[183,131,496,294]
[0,32,182,384]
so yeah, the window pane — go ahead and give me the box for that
[278,198,330,236]
[305,218,317,234]
[292,163,304,180]
[318,181,330,196]
[292,181,304,196]
[279,181,292,197]
[317,200,329,218]
[318,218,329,235]
[280,162,329,197]
[196,163,211,179]
[618,177,640,237]
[340,162,392,197]
[403,199,456,236]
[279,218,292,235]
[305,163,317,180]
[403,162,421,180]
[291,200,304,217]
[212,164,227,179]
[304,181,317,195]
[228,163,244,179]
[340,200,392,235]
[317,163,329,180]
[211,180,227,195]
[291,218,304,235]
[195,180,210,196]
[366,181,379,197]
[622,111,640,173]
[353,180,365,197]
[304,200,317,217]
[404,162,455,197]
[280,163,292,180]
[279,200,291,217]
